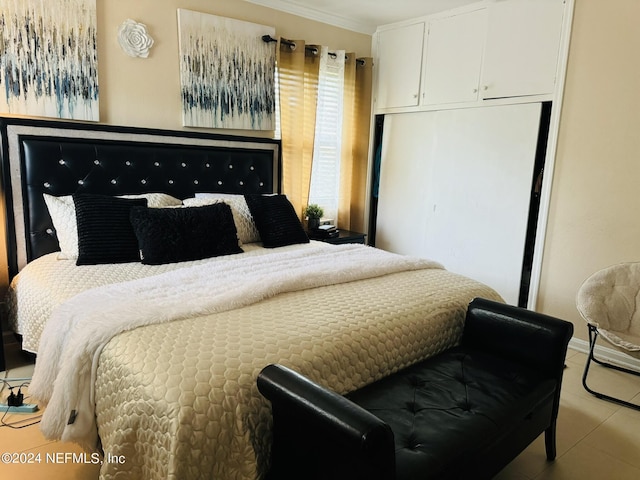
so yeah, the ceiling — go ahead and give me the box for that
[244,0,480,34]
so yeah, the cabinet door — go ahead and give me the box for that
[481,0,565,99]
[375,23,425,109]
[422,8,487,105]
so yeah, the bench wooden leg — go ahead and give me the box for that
[544,420,557,461]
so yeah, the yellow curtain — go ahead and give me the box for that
[277,39,320,218]
[339,56,373,233]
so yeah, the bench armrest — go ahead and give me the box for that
[463,298,574,378]
[258,364,395,480]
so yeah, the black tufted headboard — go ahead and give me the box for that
[0,118,280,278]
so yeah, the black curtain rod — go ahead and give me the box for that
[261,35,366,66]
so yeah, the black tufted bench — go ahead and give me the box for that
[258,298,573,480]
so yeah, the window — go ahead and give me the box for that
[275,41,370,231]
[308,48,345,223]
[275,46,346,223]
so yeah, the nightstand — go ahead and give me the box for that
[312,229,366,245]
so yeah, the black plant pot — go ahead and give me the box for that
[307,218,320,230]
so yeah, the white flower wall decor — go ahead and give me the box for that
[118,19,154,58]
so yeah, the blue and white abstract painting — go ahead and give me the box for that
[177,9,275,130]
[0,0,99,121]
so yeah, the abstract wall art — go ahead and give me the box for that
[177,9,276,130]
[0,0,99,121]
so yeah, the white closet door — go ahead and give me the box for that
[376,103,542,305]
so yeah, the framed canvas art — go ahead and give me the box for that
[177,9,276,130]
[0,0,99,121]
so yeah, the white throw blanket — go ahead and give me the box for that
[29,244,441,450]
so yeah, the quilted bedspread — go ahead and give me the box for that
[7,243,321,353]
[8,243,501,479]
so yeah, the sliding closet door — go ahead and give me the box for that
[376,103,542,305]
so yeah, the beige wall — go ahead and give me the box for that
[97,0,371,133]
[537,0,640,341]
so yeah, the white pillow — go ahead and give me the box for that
[185,193,261,244]
[43,193,183,259]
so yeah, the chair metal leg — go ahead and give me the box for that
[582,324,640,411]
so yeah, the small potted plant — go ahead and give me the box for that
[303,204,323,230]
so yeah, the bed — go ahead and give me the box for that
[1,118,501,479]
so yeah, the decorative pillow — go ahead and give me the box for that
[244,194,309,248]
[186,193,261,244]
[74,194,148,265]
[43,193,182,259]
[43,194,80,260]
[129,203,243,265]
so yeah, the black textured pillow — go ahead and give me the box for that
[74,193,148,265]
[244,194,309,248]
[129,203,243,265]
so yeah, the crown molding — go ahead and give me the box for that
[243,0,376,35]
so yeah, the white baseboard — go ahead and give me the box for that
[569,337,640,373]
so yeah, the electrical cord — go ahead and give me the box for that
[0,378,42,428]
[1,408,42,429]
[0,371,8,398]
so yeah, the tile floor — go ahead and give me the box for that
[1,334,640,479]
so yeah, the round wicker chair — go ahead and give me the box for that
[576,262,640,410]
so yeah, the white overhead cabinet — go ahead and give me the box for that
[481,0,565,99]
[374,0,566,111]
[422,8,487,106]
[375,22,425,110]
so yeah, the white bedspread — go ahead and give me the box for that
[10,242,502,479]
[8,242,315,353]
[28,244,440,450]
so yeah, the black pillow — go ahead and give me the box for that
[74,193,148,265]
[129,203,243,265]
[244,194,309,248]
